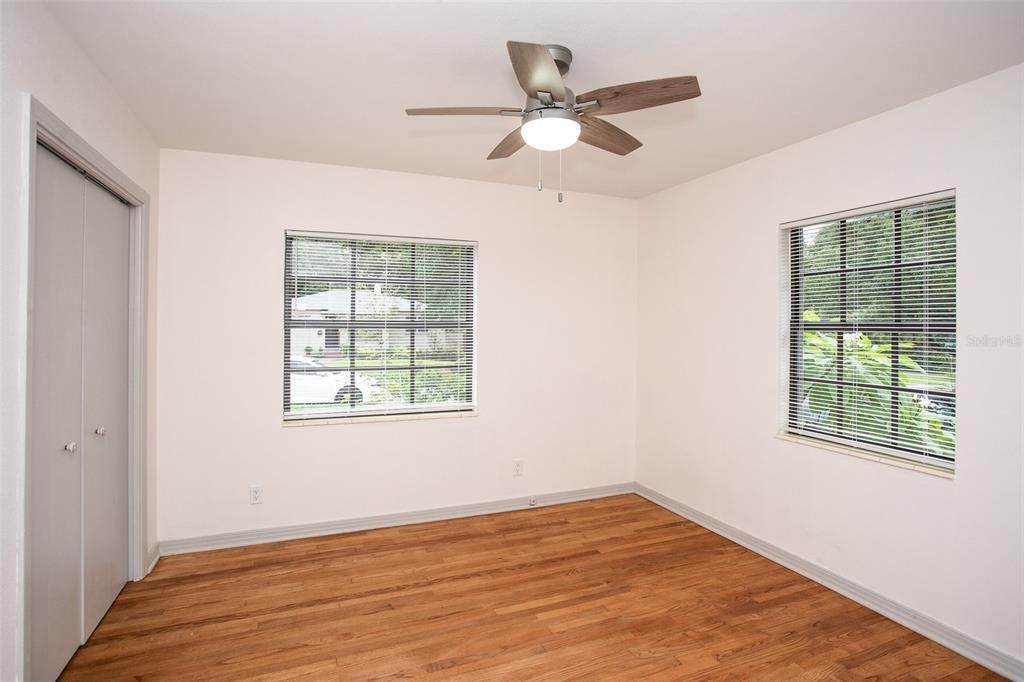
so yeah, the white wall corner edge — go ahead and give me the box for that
[634,483,1024,682]
[157,482,637,556]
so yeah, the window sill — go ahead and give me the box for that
[775,433,954,479]
[283,409,478,427]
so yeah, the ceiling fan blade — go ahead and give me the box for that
[406,107,521,116]
[487,128,525,160]
[579,116,642,156]
[506,41,566,102]
[576,76,700,115]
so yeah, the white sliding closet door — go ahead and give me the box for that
[29,145,86,682]
[81,179,130,638]
[29,144,132,681]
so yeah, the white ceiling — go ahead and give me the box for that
[51,2,1024,198]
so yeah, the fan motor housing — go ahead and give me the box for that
[521,106,580,128]
[525,87,576,114]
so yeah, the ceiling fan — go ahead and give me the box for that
[406,41,701,160]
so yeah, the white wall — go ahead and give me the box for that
[0,3,161,678]
[637,64,1024,659]
[156,150,637,542]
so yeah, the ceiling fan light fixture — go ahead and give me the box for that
[405,40,701,160]
[520,108,580,151]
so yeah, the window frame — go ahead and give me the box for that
[780,190,956,472]
[283,230,478,423]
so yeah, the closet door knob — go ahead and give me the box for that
[94,426,106,436]
[63,441,77,454]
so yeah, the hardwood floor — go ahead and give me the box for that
[60,495,999,681]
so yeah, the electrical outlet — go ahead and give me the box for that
[250,485,263,505]
[512,459,524,477]
[529,497,537,507]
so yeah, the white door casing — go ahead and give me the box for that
[21,97,151,682]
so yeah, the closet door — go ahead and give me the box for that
[29,145,85,682]
[81,179,131,637]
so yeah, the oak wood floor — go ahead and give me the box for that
[60,495,999,681]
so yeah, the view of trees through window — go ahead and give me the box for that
[788,196,956,463]
[284,234,475,418]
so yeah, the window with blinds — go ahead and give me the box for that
[783,192,956,469]
[284,232,476,420]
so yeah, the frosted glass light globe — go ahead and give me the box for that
[520,110,581,151]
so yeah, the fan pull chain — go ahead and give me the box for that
[558,150,564,203]
[537,150,543,191]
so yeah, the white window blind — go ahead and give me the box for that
[284,232,476,420]
[783,192,956,468]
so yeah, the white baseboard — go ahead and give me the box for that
[158,482,635,556]
[152,480,1021,680]
[635,483,1024,682]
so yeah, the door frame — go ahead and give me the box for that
[22,97,151,674]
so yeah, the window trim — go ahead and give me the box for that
[779,190,957,472]
[775,433,953,479]
[283,230,478,423]
[779,189,955,230]
[282,408,479,427]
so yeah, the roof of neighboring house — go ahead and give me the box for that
[292,288,421,317]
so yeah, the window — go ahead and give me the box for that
[783,192,956,469]
[284,232,476,420]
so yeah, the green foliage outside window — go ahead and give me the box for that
[792,199,955,462]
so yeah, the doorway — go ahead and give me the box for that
[24,100,151,682]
